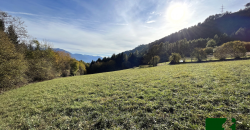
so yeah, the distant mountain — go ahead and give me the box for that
[53,48,102,63]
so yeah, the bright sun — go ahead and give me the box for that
[167,3,187,22]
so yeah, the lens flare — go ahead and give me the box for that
[167,3,188,22]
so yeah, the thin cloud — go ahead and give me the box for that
[5,11,37,16]
[3,0,231,57]
[146,20,156,23]
[5,11,93,23]
[108,23,129,26]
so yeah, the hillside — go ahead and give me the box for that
[123,7,250,56]
[0,60,249,129]
[53,48,102,63]
[123,44,149,57]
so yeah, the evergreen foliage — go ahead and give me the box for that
[206,39,217,47]
[0,19,4,32]
[7,25,19,45]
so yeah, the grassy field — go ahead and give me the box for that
[0,60,250,129]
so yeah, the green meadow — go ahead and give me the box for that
[0,60,250,129]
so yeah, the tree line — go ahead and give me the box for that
[87,31,250,74]
[87,52,142,74]
[144,33,250,65]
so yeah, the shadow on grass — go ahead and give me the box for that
[168,57,250,65]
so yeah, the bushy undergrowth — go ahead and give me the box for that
[0,31,28,90]
[0,60,250,129]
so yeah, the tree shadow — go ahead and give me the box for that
[168,57,250,65]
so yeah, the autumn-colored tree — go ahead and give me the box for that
[203,47,214,55]
[222,41,246,59]
[25,40,57,81]
[70,59,79,76]
[78,61,87,75]
[54,51,72,77]
[214,46,227,60]
[0,31,27,90]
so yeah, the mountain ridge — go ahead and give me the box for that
[122,7,250,56]
[53,48,102,63]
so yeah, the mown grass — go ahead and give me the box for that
[0,60,250,130]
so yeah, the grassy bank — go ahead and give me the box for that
[0,60,250,129]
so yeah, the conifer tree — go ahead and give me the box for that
[7,25,19,45]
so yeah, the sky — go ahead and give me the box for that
[0,0,249,57]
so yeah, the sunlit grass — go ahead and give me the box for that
[0,60,250,129]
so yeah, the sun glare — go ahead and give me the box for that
[167,3,188,22]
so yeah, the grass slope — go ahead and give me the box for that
[0,60,250,129]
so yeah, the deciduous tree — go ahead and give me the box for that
[192,48,207,61]
[70,59,79,76]
[169,53,181,64]
[206,39,216,48]
[0,31,27,90]
[149,55,160,66]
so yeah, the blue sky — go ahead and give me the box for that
[0,0,248,57]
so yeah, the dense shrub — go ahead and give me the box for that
[214,41,246,59]
[214,46,227,60]
[0,31,27,90]
[70,59,79,76]
[149,55,160,66]
[26,58,56,81]
[203,47,214,55]
[243,42,250,52]
[78,61,87,75]
[229,41,246,58]
[169,53,181,64]
[53,51,72,77]
[206,39,217,47]
[191,48,207,61]
[25,40,57,81]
